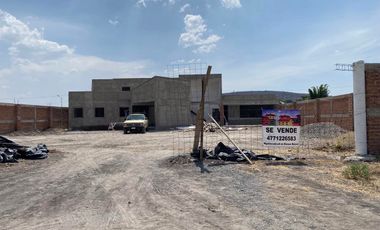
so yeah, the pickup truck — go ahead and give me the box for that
[123,113,148,134]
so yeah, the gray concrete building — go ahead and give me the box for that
[69,74,222,130]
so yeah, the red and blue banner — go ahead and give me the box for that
[262,109,301,146]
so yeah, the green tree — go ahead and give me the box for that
[308,84,329,99]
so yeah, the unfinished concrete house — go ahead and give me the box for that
[69,73,307,130]
[222,91,306,125]
[69,74,222,130]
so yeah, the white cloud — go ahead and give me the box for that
[220,0,241,9]
[136,0,176,8]
[0,9,73,64]
[0,9,150,105]
[179,3,190,13]
[108,19,119,26]
[136,0,147,8]
[179,14,222,53]
[170,58,201,64]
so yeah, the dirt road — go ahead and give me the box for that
[1,131,380,229]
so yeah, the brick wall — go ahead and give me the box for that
[0,103,68,134]
[365,64,380,155]
[276,94,353,131]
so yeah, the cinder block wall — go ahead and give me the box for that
[365,64,380,155]
[276,94,354,131]
[0,104,17,133]
[0,103,68,134]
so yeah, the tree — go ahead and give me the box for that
[308,84,329,99]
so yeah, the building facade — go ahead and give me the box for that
[69,74,306,130]
[222,91,306,125]
[69,74,222,130]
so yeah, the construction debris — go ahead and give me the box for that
[192,142,284,163]
[176,125,195,131]
[176,123,247,132]
[302,122,347,139]
[204,122,218,132]
[208,114,253,164]
[0,136,49,163]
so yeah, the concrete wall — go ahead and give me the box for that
[69,78,149,129]
[156,78,192,129]
[277,94,354,131]
[225,105,262,125]
[131,78,159,104]
[223,93,279,125]
[179,74,222,120]
[0,103,68,134]
[223,93,278,105]
[130,76,192,129]
[365,64,380,155]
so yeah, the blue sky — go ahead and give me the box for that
[0,0,379,106]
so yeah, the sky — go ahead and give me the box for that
[0,0,380,106]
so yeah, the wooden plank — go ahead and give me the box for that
[193,66,212,156]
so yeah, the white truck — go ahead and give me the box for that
[123,113,149,134]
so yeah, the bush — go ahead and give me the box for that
[342,163,370,180]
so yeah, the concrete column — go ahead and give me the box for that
[353,60,367,155]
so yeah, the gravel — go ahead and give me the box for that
[301,122,347,139]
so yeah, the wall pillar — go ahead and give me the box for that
[353,61,367,155]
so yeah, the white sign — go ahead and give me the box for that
[262,126,300,146]
[262,109,301,146]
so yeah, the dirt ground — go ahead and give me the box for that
[1,130,380,230]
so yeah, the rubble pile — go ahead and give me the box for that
[301,122,347,139]
[204,123,218,132]
[192,142,284,163]
[0,136,49,163]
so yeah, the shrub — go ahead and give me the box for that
[342,163,370,180]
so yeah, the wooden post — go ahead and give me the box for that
[193,66,212,159]
[208,113,253,164]
[199,80,205,161]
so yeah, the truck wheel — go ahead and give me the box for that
[123,128,128,134]
[142,127,146,133]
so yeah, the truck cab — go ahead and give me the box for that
[123,113,148,134]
